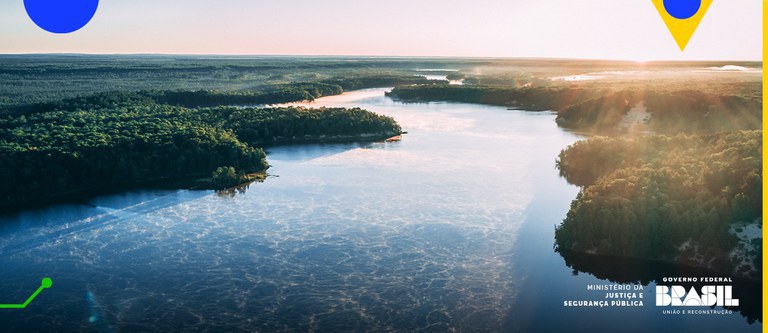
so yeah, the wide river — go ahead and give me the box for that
[0,88,760,332]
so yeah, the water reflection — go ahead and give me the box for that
[264,142,373,163]
[0,88,759,332]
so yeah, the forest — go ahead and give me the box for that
[0,82,402,211]
[382,60,763,279]
[556,89,761,133]
[0,57,762,276]
[0,55,465,108]
[555,131,762,279]
[0,55,480,210]
[387,84,761,134]
[5,77,442,115]
[386,84,604,111]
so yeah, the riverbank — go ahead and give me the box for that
[386,84,761,134]
[0,84,759,331]
[0,130,401,214]
[555,131,762,280]
[0,85,404,213]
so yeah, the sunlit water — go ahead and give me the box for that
[0,89,760,332]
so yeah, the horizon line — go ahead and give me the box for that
[0,52,761,63]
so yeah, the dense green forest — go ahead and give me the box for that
[387,85,605,111]
[4,77,443,114]
[555,131,762,278]
[0,55,466,108]
[0,55,488,211]
[1,55,762,277]
[556,90,761,133]
[387,84,761,134]
[0,83,402,210]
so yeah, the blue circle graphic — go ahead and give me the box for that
[663,0,701,20]
[24,0,99,34]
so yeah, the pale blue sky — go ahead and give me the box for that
[0,0,761,60]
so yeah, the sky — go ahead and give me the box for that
[0,0,761,61]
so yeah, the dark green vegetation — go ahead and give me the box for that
[386,60,762,134]
[555,90,761,133]
[5,76,440,114]
[0,55,437,210]
[212,166,249,188]
[0,55,473,108]
[0,92,401,209]
[0,56,762,280]
[387,85,605,111]
[387,84,761,134]
[382,58,763,278]
[555,131,762,278]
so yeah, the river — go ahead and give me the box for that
[0,88,759,332]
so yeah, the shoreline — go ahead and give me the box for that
[0,132,401,215]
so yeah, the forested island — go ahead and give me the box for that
[555,131,762,279]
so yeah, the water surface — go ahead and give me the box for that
[0,88,759,332]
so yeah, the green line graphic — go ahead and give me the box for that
[0,278,52,309]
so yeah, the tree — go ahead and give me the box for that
[212,166,239,187]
